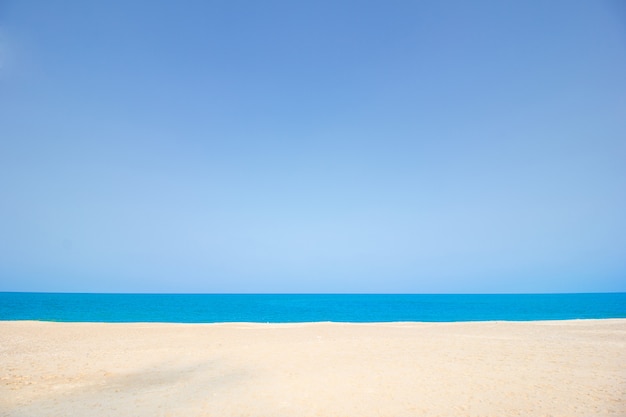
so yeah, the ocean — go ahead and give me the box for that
[1,292,625,323]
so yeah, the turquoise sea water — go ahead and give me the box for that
[1,293,625,323]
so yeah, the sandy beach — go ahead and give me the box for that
[1,320,625,417]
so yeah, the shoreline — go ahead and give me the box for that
[2,317,626,325]
[2,319,625,416]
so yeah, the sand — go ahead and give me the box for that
[1,320,625,417]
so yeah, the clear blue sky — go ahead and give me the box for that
[1,1,625,293]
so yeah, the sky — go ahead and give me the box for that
[1,0,625,293]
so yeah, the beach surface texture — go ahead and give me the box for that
[1,320,625,416]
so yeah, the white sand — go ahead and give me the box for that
[1,320,625,416]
